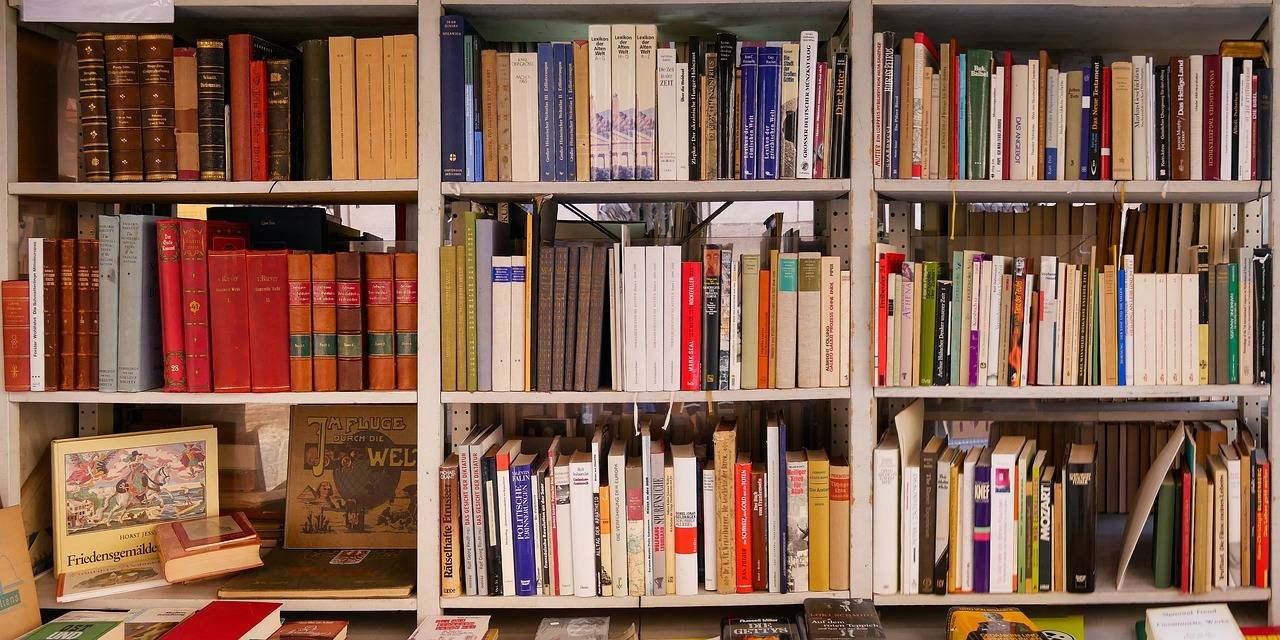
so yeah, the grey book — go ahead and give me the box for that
[475,218,497,391]
[97,215,120,392]
[116,215,163,392]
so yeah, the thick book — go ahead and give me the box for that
[808,449,831,593]
[335,252,365,390]
[246,250,290,392]
[1065,442,1097,593]
[139,34,177,180]
[440,17,471,181]
[395,252,418,390]
[796,252,822,387]
[311,253,338,391]
[174,47,199,179]
[776,254,799,389]
[610,26,636,180]
[155,512,262,583]
[117,217,161,391]
[287,253,313,391]
[2,281,29,391]
[162,601,281,640]
[74,239,99,390]
[195,39,227,180]
[265,59,297,180]
[365,252,396,390]
[156,221,186,391]
[228,34,296,181]
[177,220,212,392]
[328,35,357,179]
[759,47,782,179]
[355,37,387,179]
[104,34,142,180]
[299,39,331,180]
[208,250,251,392]
[77,33,110,181]
[97,216,119,392]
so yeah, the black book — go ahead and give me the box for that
[1037,464,1054,592]
[1260,68,1272,180]
[1232,59,1243,178]
[1253,247,1272,384]
[1088,56,1103,179]
[721,617,796,640]
[1076,268,1089,384]
[803,598,885,638]
[933,280,952,386]
[1155,65,1171,180]
[206,205,359,251]
[688,36,702,180]
[480,446,502,594]
[919,436,945,594]
[879,32,896,179]
[830,52,850,179]
[716,33,736,177]
[1065,442,1097,593]
[702,246,722,389]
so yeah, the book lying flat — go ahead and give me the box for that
[217,549,415,599]
[55,559,168,603]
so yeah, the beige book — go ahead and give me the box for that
[768,249,780,388]
[1192,464,1211,594]
[807,450,830,592]
[920,67,932,179]
[573,40,590,181]
[664,462,675,594]
[497,52,513,181]
[328,36,357,180]
[1064,71,1083,182]
[712,421,737,593]
[480,49,498,181]
[796,252,822,388]
[354,37,387,179]
[819,256,840,387]
[1207,454,1229,589]
[703,52,718,179]
[440,246,458,391]
[382,36,397,180]
[1111,61,1134,180]
[938,42,951,180]
[1101,266,1119,385]
[391,34,418,179]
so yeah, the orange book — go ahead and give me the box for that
[393,252,417,390]
[155,511,263,583]
[364,252,395,390]
[310,253,337,392]
[757,269,770,389]
[287,253,313,391]
[2,280,30,391]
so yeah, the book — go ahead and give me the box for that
[267,621,348,640]
[23,621,123,640]
[1,281,29,392]
[0,505,41,638]
[208,250,251,392]
[410,617,490,640]
[218,549,415,598]
[161,601,282,640]
[155,512,263,583]
[54,560,167,603]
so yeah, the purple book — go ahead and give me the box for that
[973,448,992,593]
[967,253,986,385]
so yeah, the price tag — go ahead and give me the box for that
[21,0,173,23]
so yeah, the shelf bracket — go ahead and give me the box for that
[560,202,621,243]
[678,201,735,246]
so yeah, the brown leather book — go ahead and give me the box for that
[173,47,199,180]
[702,52,718,180]
[75,239,99,390]
[572,244,593,391]
[364,252,395,390]
[41,239,60,390]
[58,238,76,390]
[195,39,227,180]
[481,49,498,182]
[139,34,176,181]
[300,39,331,180]
[562,245,580,390]
[287,252,313,392]
[584,243,606,392]
[76,33,110,182]
[335,252,365,391]
[1171,56,1190,180]
[310,253,337,392]
[393,252,417,390]
[354,38,386,179]
[104,34,143,181]
[266,59,294,180]
[550,245,569,391]
[535,244,555,391]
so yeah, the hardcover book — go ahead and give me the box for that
[155,511,263,583]
[54,560,166,603]
[0,505,40,638]
[219,549,415,599]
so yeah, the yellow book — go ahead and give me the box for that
[354,37,387,179]
[807,449,830,592]
[599,485,613,597]
[713,421,737,593]
[828,458,850,590]
[664,462,676,594]
[947,452,962,593]
[440,246,457,392]
[389,34,418,179]
[328,36,357,180]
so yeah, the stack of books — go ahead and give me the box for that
[439,409,852,598]
[872,34,1270,181]
[76,32,418,183]
[440,20,851,182]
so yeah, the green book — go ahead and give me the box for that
[464,210,479,391]
[1153,472,1176,588]
[949,251,964,385]
[741,254,761,389]
[919,262,939,385]
[1228,262,1240,383]
[219,549,416,598]
[965,49,993,179]
[1031,616,1086,640]
[24,622,123,640]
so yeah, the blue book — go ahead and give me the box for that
[740,47,759,180]
[1080,67,1092,179]
[463,34,476,181]
[973,451,992,593]
[957,54,967,180]
[758,47,782,179]
[890,53,901,179]
[564,45,577,180]
[1117,269,1127,385]
[510,454,538,595]
[471,35,484,181]
[440,16,469,181]
[553,42,569,181]
[777,423,788,594]
[537,43,556,182]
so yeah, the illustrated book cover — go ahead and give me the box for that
[55,559,167,603]
[0,505,40,640]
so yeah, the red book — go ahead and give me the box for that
[163,600,281,640]
[1026,292,1040,386]
[250,60,268,181]
[208,250,251,392]
[178,219,212,392]
[155,220,187,391]
[2,280,30,391]
[813,61,829,179]
[247,250,290,392]
[876,251,905,386]
[1180,465,1192,592]
[1101,67,1112,180]
[364,252,395,390]
[208,220,249,250]
[74,239,99,390]
[757,269,770,389]
[680,261,702,391]
[1255,452,1270,587]
[1204,55,1220,180]
[750,462,767,591]
[227,35,254,182]
[951,43,961,178]
[58,238,76,390]
[733,453,752,593]
[393,252,418,390]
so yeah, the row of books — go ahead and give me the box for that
[439,412,851,597]
[873,240,1273,388]
[440,20,851,183]
[873,403,1099,595]
[872,33,1272,181]
[18,605,349,640]
[1,219,417,393]
[76,32,417,183]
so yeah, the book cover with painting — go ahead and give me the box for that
[50,426,219,577]
[285,405,417,549]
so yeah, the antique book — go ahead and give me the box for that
[388,34,417,179]
[176,220,212,392]
[156,512,262,583]
[74,239,100,390]
[220,549,415,598]
[335,252,365,391]
[250,60,268,180]
[288,253,313,392]
[117,216,161,392]
[365,252,396,390]
[265,59,295,180]
[208,250,251,392]
[480,49,498,182]
[395,252,418,390]
[328,36,357,180]
[355,37,387,179]
[58,238,76,388]
[247,250,290,392]
[163,601,281,640]
[104,34,142,180]
[77,33,111,181]
[310,253,338,391]
[299,39,331,180]
[713,420,736,593]
[139,34,177,180]
[227,34,296,181]
[268,622,349,640]
[97,215,119,392]
[195,38,227,180]
[37,238,60,390]
[1,281,29,391]
[173,47,199,179]
[155,219,186,390]
[284,405,416,548]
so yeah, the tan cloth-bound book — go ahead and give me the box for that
[355,37,386,179]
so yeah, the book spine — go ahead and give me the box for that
[635,26,657,180]
[177,220,212,392]
[77,33,111,181]
[227,35,254,180]
[796,31,818,178]
[208,250,251,392]
[394,252,418,390]
[570,42,587,182]
[680,261,702,390]
[1038,471,1054,591]
[299,39,331,179]
[105,35,143,181]
[480,49,498,182]
[785,455,808,592]
[244,250,289,391]
[311,253,337,391]
[512,463,538,596]
[740,47,759,180]
[336,252,365,390]
[96,219,119,392]
[364,253,396,390]
[537,43,556,181]
[194,39,227,180]
[1066,451,1097,592]
[28,240,43,391]
[656,48,678,180]
[973,462,991,592]
[2,282,30,391]
[611,26,636,180]
[329,36,357,180]
[587,26,612,181]
[265,59,293,180]
[734,458,753,592]
[1156,65,1171,179]
[440,17,467,180]
[440,458,463,597]
[760,47,782,179]
[173,47,199,180]
[354,37,386,179]
[812,60,829,179]
[288,253,313,391]
[563,44,578,183]
[249,60,268,180]
[829,463,851,591]
[718,248,731,389]
[808,457,830,592]
[687,36,701,180]
[554,43,569,181]
[139,34,177,180]
[702,247,721,390]
[117,218,160,392]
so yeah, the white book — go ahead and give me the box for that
[490,256,512,392]
[1037,257,1058,384]
[1190,55,1204,179]
[607,440,628,595]
[900,457,919,594]
[1142,274,1160,385]
[985,257,1006,386]
[98,215,119,392]
[568,453,596,597]
[872,32,885,179]
[701,466,717,592]
[988,436,1025,593]
[1019,273,1034,386]
[645,246,663,391]
[1132,56,1148,180]
[960,447,980,591]
[872,429,900,594]
[672,444,698,595]
[1010,64,1028,180]
[588,26,613,181]
[839,269,851,386]
[496,440,520,595]
[1124,254,1136,386]
[819,257,840,387]
[457,431,479,595]
[1166,274,1181,385]
[1222,446,1242,586]
[28,238,43,391]
[656,48,678,180]
[623,246,646,391]
[765,419,782,592]
[509,53,539,181]
[796,31,819,178]
[610,25,637,180]
[1027,60,1040,179]
[675,62,690,181]
[509,256,525,390]
[1146,604,1246,640]
[928,72,940,178]
[663,246,681,391]
[634,25,657,180]
[1239,60,1253,181]
[1147,59,1156,178]
[1056,72,1068,180]
[989,67,1004,180]
[935,449,953,583]
[1155,273,1168,385]
[1221,56,1234,179]
[469,425,504,595]
[1181,274,1199,385]
[786,451,810,593]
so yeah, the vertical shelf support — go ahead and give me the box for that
[1268,0,1280,624]
[0,3,19,508]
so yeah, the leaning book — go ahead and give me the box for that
[50,426,219,577]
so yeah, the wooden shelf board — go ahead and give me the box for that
[7,391,416,405]
[874,384,1268,399]
[441,387,850,404]
[35,572,418,612]
[874,180,1269,203]
[443,179,850,202]
[9,180,418,204]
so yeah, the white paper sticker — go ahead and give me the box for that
[22,0,174,23]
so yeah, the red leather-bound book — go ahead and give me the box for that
[2,280,30,391]
[680,261,702,391]
[208,249,251,392]
[207,220,249,250]
[163,600,281,640]
[247,250,290,392]
[178,219,212,392]
[227,35,254,182]
[287,252,313,392]
[58,238,76,390]
[364,252,395,390]
[1100,67,1112,180]
[335,252,364,391]
[250,60,268,181]
[393,252,417,390]
[41,238,60,390]
[74,239,99,390]
[733,453,752,593]
[155,220,187,391]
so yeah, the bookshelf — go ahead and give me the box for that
[0,0,1275,633]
